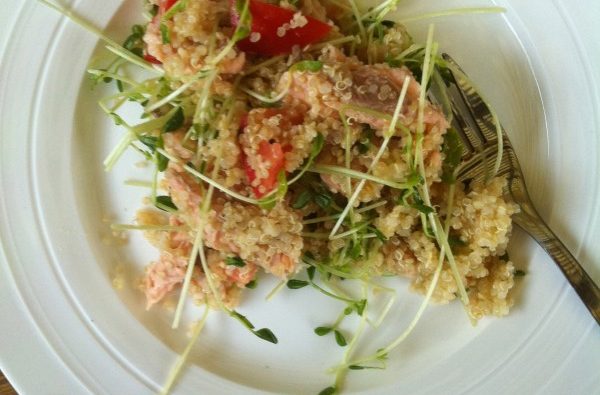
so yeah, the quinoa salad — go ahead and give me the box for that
[43,0,519,392]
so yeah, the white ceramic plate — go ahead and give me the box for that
[1,0,599,394]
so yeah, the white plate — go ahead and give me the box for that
[1,0,599,394]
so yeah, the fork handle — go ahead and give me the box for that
[514,210,600,325]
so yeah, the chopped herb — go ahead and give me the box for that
[225,256,246,267]
[287,279,309,289]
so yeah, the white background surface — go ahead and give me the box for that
[1,1,599,394]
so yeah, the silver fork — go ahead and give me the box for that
[441,54,600,324]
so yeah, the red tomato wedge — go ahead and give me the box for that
[232,0,332,56]
[159,0,178,13]
[243,141,286,198]
[144,53,162,64]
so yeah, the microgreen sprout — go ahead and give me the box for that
[329,75,411,239]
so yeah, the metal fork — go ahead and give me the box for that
[441,54,600,325]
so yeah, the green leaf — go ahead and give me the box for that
[291,60,323,72]
[354,299,367,316]
[157,151,169,172]
[130,47,144,58]
[123,24,145,54]
[348,365,365,370]
[232,25,251,42]
[292,190,312,209]
[139,135,158,152]
[155,195,177,211]
[160,22,170,44]
[245,279,257,289]
[230,310,254,329]
[348,364,384,370]
[287,279,309,289]
[314,193,332,209]
[367,226,387,242]
[356,125,375,154]
[376,348,389,361]
[348,239,363,260]
[132,24,145,36]
[303,251,316,261]
[108,112,125,126]
[225,256,246,267]
[343,306,353,315]
[448,235,467,248]
[441,128,463,183]
[334,330,347,347]
[258,171,288,210]
[163,107,184,133]
[311,133,325,157]
[307,265,316,281]
[314,326,332,336]
[411,190,435,215]
[318,386,336,395]
[253,328,278,344]
[156,135,169,172]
